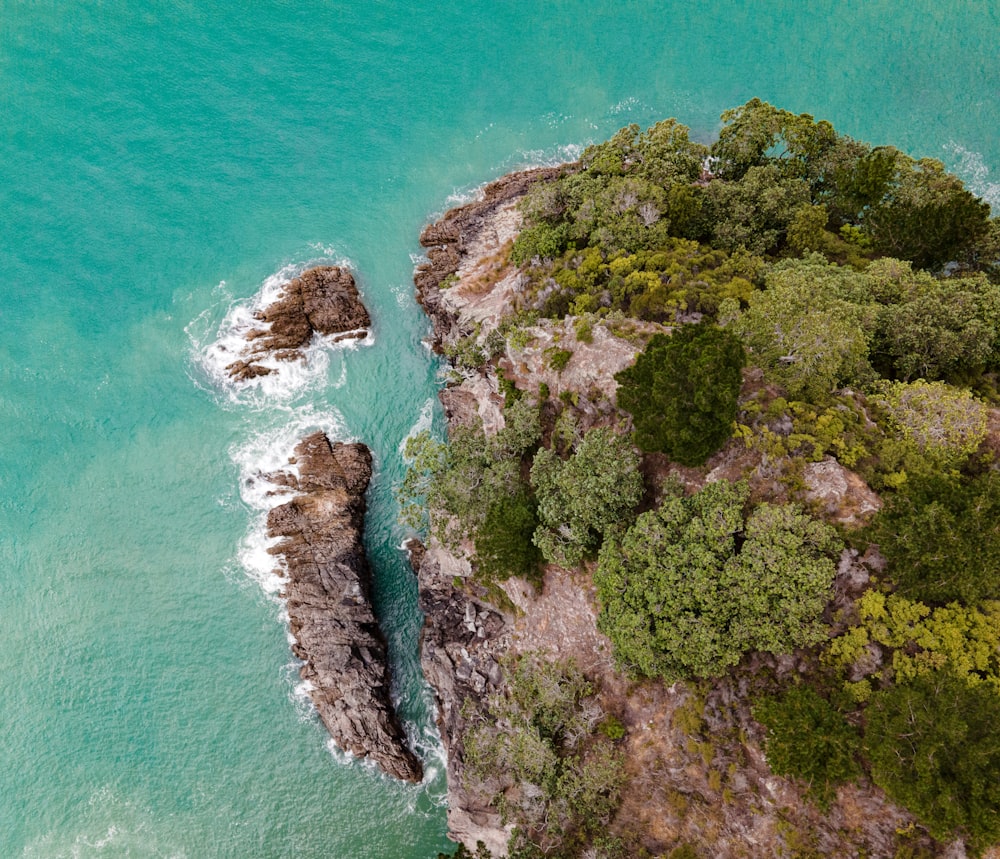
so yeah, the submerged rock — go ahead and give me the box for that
[227,266,370,381]
[267,431,422,783]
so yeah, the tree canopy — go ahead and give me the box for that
[615,323,745,465]
[866,672,1000,853]
[531,427,643,569]
[868,471,1000,605]
[595,479,842,680]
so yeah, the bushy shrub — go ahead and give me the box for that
[868,471,1000,605]
[595,479,842,680]
[753,685,861,808]
[615,323,745,466]
[531,427,642,568]
[866,672,1000,854]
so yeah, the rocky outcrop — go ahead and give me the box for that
[267,431,422,783]
[415,165,574,347]
[227,266,371,381]
[410,539,513,855]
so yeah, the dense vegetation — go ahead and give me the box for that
[415,100,1000,858]
[595,479,841,680]
[614,323,744,464]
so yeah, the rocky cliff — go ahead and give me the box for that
[228,265,371,381]
[267,431,422,783]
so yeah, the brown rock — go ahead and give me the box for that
[267,432,422,783]
[415,165,574,347]
[227,267,370,381]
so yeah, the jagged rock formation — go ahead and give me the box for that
[415,165,572,346]
[409,540,513,855]
[267,431,422,783]
[227,266,371,381]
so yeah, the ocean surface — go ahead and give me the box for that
[1,2,997,856]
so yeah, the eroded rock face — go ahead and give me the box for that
[802,458,882,527]
[415,165,573,346]
[410,540,512,856]
[227,266,371,381]
[267,431,422,783]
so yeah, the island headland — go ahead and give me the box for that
[407,101,1000,859]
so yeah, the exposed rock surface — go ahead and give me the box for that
[410,539,513,856]
[228,266,371,381]
[415,165,572,346]
[267,431,422,783]
[802,457,882,527]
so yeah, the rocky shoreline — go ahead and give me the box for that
[412,167,569,854]
[266,431,422,783]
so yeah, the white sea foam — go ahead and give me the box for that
[186,257,372,407]
[944,141,1000,211]
[399,398,436,457]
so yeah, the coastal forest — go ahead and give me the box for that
[407,100,1000,859]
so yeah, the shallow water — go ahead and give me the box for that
[2,2,997,856]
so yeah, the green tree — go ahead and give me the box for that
[868,471,1000,605]
[863,153,992,271]
[530,427,642,568]
[872,272,1000,382]
[475,490,543,585]
[870,380,988,467]
[866,672,1000,854]
[595,480,842,680]
[735,255,874,400]
[615,323,745,466]
[753,685,862,808]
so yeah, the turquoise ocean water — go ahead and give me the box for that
[1,2,997,856]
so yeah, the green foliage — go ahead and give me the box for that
[465,655,625,858]
[546,346,573,372]
[615,323,745,466]
[531,427,643,568]
[595,479,842,680]
[870,264,1000,383]
[870,379,987,467]
[708,99,994,272]
[866,672,1000,853]
[520,240,760,323]
[826,590,1000,691]
[474,490,543,586]
[753,685,862,808]
[397,400,543,582]
[863,153,993,271]
[510,221,571,266]
[868,471,1000,604]
[735,255,875,399]
[704,163,810,256]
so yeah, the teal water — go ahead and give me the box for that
[1,2,997,856]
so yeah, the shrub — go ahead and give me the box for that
[531,427,642,569]
[475,491,543,586]
[866,672,1000,853]
[753,685,861,808]
[868,471,1000,605]
[595,479,842,680]
[615,322,745,466]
